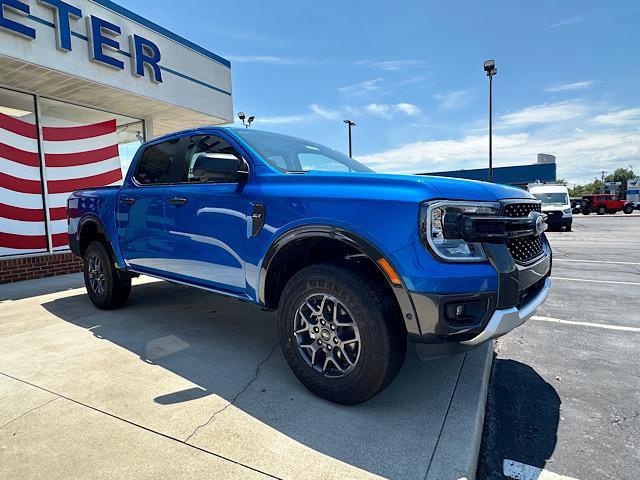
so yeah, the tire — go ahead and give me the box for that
[565,223,572,232]
[277,263,406,404]
[83,241,131,310]
[581,210,590,215]
[624,204,634,215]
[597,205,606,215]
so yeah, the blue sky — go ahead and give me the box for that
[123,0,639,185]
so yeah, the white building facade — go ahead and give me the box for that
[0,0,232,280]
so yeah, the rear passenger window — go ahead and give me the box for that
[183,134,245,183]
[134,139,182,185]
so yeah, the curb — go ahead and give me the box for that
[425,340,494,480]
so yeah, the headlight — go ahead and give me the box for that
[419,201,500,262]
[563,208,572,214]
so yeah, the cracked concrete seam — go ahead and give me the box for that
[0,396,60,431]
[184,342,279,443]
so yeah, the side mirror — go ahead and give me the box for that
[192,153,248,183]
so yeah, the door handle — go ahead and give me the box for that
[168,197,188,206]
[120,198,136,206]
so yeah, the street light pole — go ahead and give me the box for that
[484,60,497,182]
[343,120,356,158]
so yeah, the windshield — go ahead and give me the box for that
[533,192,569,205]
[233,129,374,173]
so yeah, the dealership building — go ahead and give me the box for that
[0,0,232,283]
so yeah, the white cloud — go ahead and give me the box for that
[549,16,585,28]
[395,103,421,116]
[365,103,421,119]
[357,128,640,185]
[545,81,595,92]
[434,90,472,110]
[228,55,310,65]
[309,104,340,120]
[592,108,640,126]
[255,114,308,125]
[499,101,587,126]
[356,59,425,71]
[338,78,384,97]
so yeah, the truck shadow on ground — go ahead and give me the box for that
[42,279,471,479]
[477,357,561,479]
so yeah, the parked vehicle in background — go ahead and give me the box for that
[570,198,582,215]
[580,194,634,215]
[67,127,552,404]
[529,183,572,231]
[626,178,640,210]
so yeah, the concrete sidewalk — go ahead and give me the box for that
[0,274,492,479]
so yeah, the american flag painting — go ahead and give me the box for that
[0,112,122,256]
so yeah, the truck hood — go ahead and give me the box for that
[292,171,534,203]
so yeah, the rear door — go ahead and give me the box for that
[117,137,185,273]
[163,133,250,293]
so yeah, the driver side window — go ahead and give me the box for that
[183,134,245,183]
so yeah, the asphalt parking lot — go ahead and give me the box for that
[479,213,640,480]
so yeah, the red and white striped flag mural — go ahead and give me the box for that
[0,112,122,256]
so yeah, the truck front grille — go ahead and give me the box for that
[501,201,544,264]
[506,235,544,264]
[502,202,541,218]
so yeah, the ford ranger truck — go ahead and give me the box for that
[67,127,552,404]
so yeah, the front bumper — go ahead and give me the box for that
[407,236,551,348]
[460,278,551,345]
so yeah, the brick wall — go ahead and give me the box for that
[0,252,83,285]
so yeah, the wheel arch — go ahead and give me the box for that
[258,225,421,338]
[75,215,120,266]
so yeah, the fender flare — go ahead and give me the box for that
[258,224,422,338]
[75,215,121,267]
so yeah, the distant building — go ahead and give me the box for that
[420,154,557,188]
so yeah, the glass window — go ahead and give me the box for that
[532,192,569,205]
[233,128,373,173]
[0,87,46,257]
[38,97,144,251]
[183,134,244,183]
[135,139,183,185]
[298,152,351,172]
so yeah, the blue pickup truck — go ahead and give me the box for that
[68,127,552,404]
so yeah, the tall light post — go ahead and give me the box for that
[484,59,497,182]
[343,120,356,158]
[238,112,255,128]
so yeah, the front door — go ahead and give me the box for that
[163,133,249,293]
[117,137,185,274]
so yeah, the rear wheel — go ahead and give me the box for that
[597,205,606,215]
[83,241,131,310]
[277,263,406,404]
[624,204,634,214]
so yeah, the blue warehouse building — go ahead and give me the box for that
[421,155,557,188]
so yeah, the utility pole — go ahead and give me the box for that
[343,120,356,158]
[601,170,606,193]
[484,59,497,182]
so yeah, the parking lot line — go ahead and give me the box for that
[532,316,640,333]
[503,459,578,480]
[550,277,640,286]
[554,259,640,266]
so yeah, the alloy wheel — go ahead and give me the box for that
[293,293,361,378]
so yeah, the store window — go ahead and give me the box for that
[0,87,47,257]
[0,88,144,257]
[39,98,144,251]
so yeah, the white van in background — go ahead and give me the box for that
[528,183,573,231]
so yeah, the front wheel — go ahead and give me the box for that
[83,241,131,310]
[277,263,406,404]
[624,204,634,214]
[597,205,606,215]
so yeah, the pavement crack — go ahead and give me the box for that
[184,342,279,443]
[0,396,60,431]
